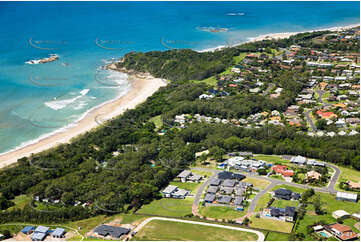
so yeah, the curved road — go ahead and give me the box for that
[192,172,218,216]
[133,217,265,242]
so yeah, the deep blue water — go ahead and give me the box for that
[0,1,359,153]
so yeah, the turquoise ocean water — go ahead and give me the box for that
[0,1,359,153]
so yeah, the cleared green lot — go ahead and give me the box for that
[254,155,288,164]
[243,177,271,190]
[7,194,31,211]
[137,197,194,217]
[271,184,307,194]
[271,199,298,208]
[169,181,201,194]
[199,206,246,220]
[265,231,290,241]
[133,220,258,241]
[249,216,294,233]
[149,115,163,130]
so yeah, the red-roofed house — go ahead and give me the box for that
[325,223,359,241]
[272,165,294,177]
[316,110,338,119]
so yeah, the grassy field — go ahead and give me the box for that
[254,155,288,164]
[242,177,271,190]
[199,206,246,221]
[133,220,258,241]
[265,231,290,241]
[191,169,214,179]
[269,175,284,181]
[7,194,31,211]
[149,115,163,130]
[249,216,294,233]
[169,181,201,194]
[338,165,360,183]
[137,197,194,217]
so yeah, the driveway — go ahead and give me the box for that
[248,181,278,213]
[133,217,265,241]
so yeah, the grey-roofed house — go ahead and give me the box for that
[290,155,307,165]
[177,170,192,182]
[217,195,232,204]
[218,171,234,180]
[235,187,246,196]
[52,228,65,238]
[234,196,244,206]
[94,225,130,238]
[34,226,49,234]
[162,185,178,198]
[274,188,293,200]
[172,189,189,199]
[207,186,219,194]
[222,179,236,187]
[220,187,234,195]
[188,174,203,182]
[32,232,47,241]
[204,193,216,203]
[209,178,221,186]
[239,182,253,188]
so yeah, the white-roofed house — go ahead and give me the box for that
[336,192,358,203]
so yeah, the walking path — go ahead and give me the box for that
[132,217,265,241]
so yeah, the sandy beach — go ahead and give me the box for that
[0,71,167,169]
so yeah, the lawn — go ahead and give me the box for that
[199,206,246,221]
[137,197,194,217]
[148,115,163,130]
[169,181,201,194]
[255,193,272,212]
[133,220,258,241]
[254,155,288,164]
[265,231,290,241]
[242,177,271,190]
[271,199,299,208]
[191,169,213,179]
[269,175,284,181]
[249,216,294,233]
[338,165,360,183]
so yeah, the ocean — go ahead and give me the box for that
[0,1,359,154]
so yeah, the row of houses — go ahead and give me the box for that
[21,226,65,241]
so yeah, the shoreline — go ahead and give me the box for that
[0,72,167,169]
[199,23,360,52]
[0,22,359,169]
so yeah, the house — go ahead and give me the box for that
[272,165,294,177]
[222,179,236,187]
[161,185,189,199]
[307,170,321,181]
[316,110,338,119]
[34,226,49,234]
[239,182,253,189]
[217,195,232,204]
[234,196,244,206]
[263,206,296,222]
[204,193,216,203]
[52,228,66,238]
[336,192,358,203]
[290,155,307,165]
[199,94,214,100]
[218,171,245,181]
[177,170,192,182]
[94,225,130,238]
[274,188,293,200]
[187,174,203,182]
[324,223,359,241]
[346,181,360,189]
[235,187,246,196]
[162,185,178,197]
[22,226,35,235]
[220,187,234,195]
[207,186,219,194]
[292,193,301,200]
[209,178,221,186]
[332,210,350,219]
[32,233,47,241]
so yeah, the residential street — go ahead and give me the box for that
[305,109,317,131]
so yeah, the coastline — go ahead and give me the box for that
[199,23,360,52]
[0,22,359,169]
[0,72,167,169]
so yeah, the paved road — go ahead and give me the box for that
[262,83,275,96]
[315,89,332,107]
[192,172,218,215]
[305,109,317,131]
[133,217,265,241]
[326,163,341,193]
[247,181,278,213]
